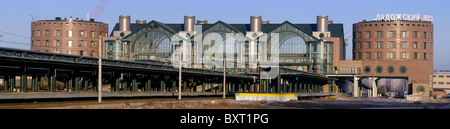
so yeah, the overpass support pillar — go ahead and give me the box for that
[372,77,378,97]
[48,68,56,92]
[4,74,9,91]
[353,76,360,97]
[19,66,28,92]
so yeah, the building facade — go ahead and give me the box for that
[30,17,108,57]
[105,15,345,75]
[353,20,434,95]
[433,73,450,92]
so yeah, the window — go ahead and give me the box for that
[389,52,394,59]
[358,32,362,38]
[402,31,406,38]
[431,32,433,39]
[424,42,427,49]
[45,40,49,47]
[414,52,418,59]
[389,41,394,48]
[414,31,418,38]
[377,52,381,59]
[37,30,41,37]
[68,50,72,54]
[80,31,84,37]
[90,51,95,57]
[80,51,84,56]
[389,31,394,38]
[377,31,382,38]
[79,40,85,47]
[366,42,371,48]
[55,50,60,53]
[439,82,444,84]
[91,31,95,38]
[402,42,406,49]
[68,40,72,47]
[366,31,370,38]
[377,42,382,48]
[56,30,61,37]
[424,32,427,39]
[56,40,60,47]
[366,52,371,59]
[424,53,427,60]
[68,30,72,37]
[45,30,49,37]
[358,52,362,59]
[439,75,444,78]
[414,42,418,49]
[37,40,40,47]
[357,42,361,49]
[402,52,406,59]
[447,82,450,85]
[91,41,95,47]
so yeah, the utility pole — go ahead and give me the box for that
[223,59,226,99]
[98,36,102,103]
[178,53,182,100]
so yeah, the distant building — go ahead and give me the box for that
[433,73,450,93]
[30,17,108,57]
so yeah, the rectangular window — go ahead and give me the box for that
[377,52,381,59]
[45,40,49,47]
[91,31,95,38]
[91,41,95,47]
[424,32,427,39]
[402,42,406,49]
[358,52,362,60]
[56,30,61,37]
[366,52,371,59]
[377,42,382,48]
[402,31,406,38]
[68,50,72,54]
[389,52,394,59]
[90,51,95,57]
[414,42,418,49]
[80,31,84,37]
[37,30,41,37]
[431,32,433,39]
[37,40,40,47]
[366,31,370,38]
[424,42,427,49]
[45,30,49,37]
[79,40,85,47]
[389,41,394,48]
[377,31,382,38]
[414,31,418,38]
[366,42,371,48]
[80,51,84,56]
[55,50,60,53]
[358,42,362,49]
[414,52,418,59]
[389,31,394,38]
[424,53,427,60]
[68,40,72,47]
[358,32,362,38]
[68,30,72,37]
[402,52,406,59]
[56,40,60,47]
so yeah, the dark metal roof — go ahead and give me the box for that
[110,21,344,39]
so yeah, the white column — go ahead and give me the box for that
[372,77,378,97]
[353,76,360,97]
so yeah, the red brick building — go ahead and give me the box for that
[30,17,108,57]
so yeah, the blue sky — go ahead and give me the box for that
[0,0,449,70]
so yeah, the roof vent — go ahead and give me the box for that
[262,20,270,24]
[184,16,195,32]
[136,20,147,24]
[250,16,262,32]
